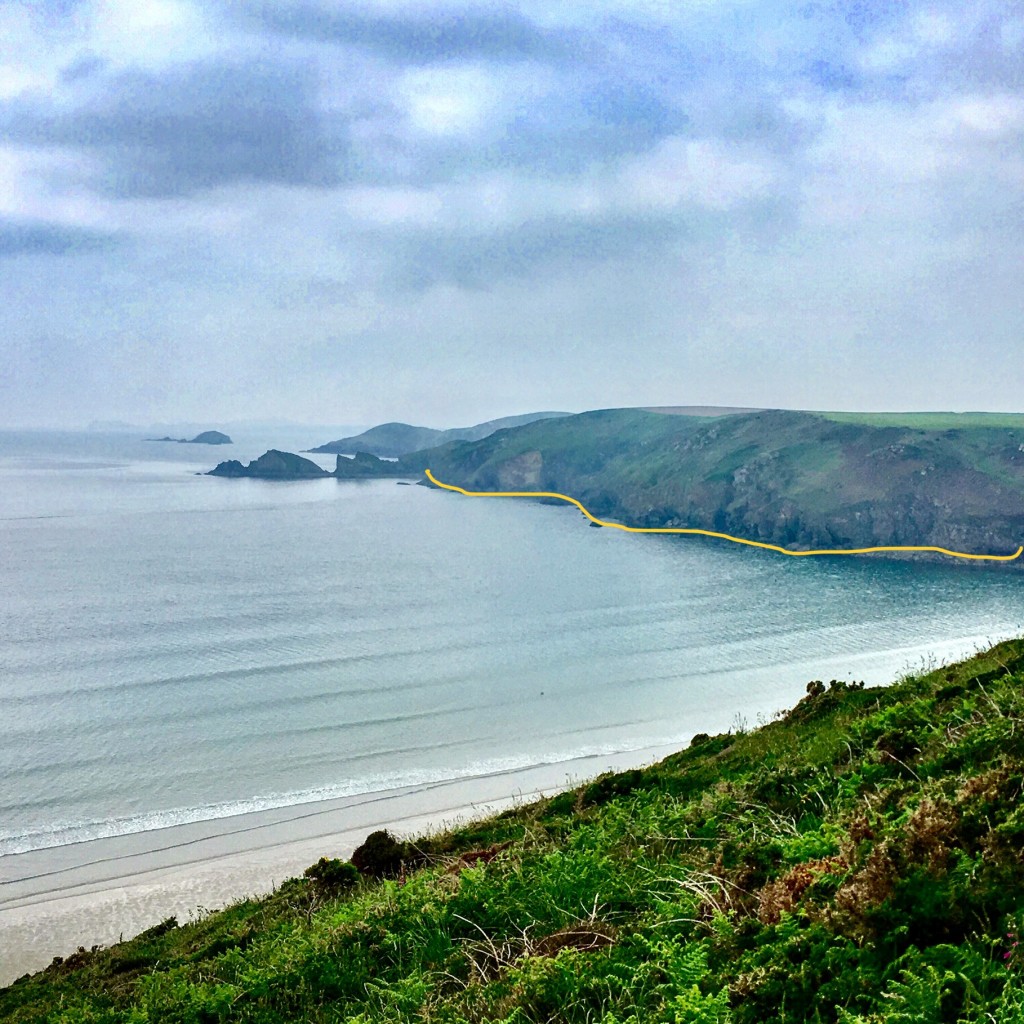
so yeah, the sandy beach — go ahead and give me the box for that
[0,741,687,986]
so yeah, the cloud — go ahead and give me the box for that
[426,76,690,182]
[621,137,778,211]
[385,209,687,290]
[0,58,347,197]
[0,216,119,257]
[1,0,1023,425]
[235,1,573,64]
[0,0,87,19]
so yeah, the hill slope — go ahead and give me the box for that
[401,408,1024,558]
[308,412,572,457]
[5,637,1024,1021]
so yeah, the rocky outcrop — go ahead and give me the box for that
[208,449,413,481]
[496,450,543,489]
[208,450,328,479]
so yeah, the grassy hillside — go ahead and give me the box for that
[308,413,571,457]
[6,637,1024,1022]
[400,408,1024,559]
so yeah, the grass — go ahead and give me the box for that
[6,637,1024,1021]
[820,411,1024,430]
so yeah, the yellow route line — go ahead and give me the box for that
[424,469,1023,563]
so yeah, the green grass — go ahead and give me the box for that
[820,411,1024,430]
[7,638,1024,1022]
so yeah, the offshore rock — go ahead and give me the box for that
[208,450,328,479]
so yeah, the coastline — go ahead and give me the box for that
[0,740,686,986]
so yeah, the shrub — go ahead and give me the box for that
[303,857,360,892]
[350,830,407,877]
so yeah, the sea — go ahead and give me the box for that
[2,428,1023,862]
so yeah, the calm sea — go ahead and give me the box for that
[2,429,1022,859]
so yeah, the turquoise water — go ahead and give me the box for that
[1,430,1022,857]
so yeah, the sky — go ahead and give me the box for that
[0,0,1022,428]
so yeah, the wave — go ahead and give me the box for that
[0,736,684,859]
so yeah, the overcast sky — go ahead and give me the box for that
[1,0,1022,428]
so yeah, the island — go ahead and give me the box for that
[150,430,232,445]
[208,450,329,479]
[209,449,411,482]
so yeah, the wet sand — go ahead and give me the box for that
[0,741,686,985]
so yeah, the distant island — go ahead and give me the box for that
[150,430,232,445]
[208,407,1024,561]
[306,411,571,457]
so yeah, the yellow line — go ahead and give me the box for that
[424,469,1023,563]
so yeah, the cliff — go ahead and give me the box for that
[403,408,1024,560]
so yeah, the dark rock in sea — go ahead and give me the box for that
[208,450,328,480]
[187,430,232,445]
[149,430,233,445]
[589,521,603,528]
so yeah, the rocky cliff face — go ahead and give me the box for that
[411,409,1024,562]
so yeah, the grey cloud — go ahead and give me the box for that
[919,10,1024,94]
[1,0,87,18]
[236,1,574,64]
[59,53,108,84]
[385,211,688,290]
[490,80,690,172]
[393,77,692,185]
[0,59,347,197]
[815,0,908,39]
[0,218,120,258]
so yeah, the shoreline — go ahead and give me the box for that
[0,740,687,986]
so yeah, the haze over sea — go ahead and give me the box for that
[2,429,1023,862]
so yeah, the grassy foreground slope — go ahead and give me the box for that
[6,639,1024,1022]
[403,408,1024,558]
